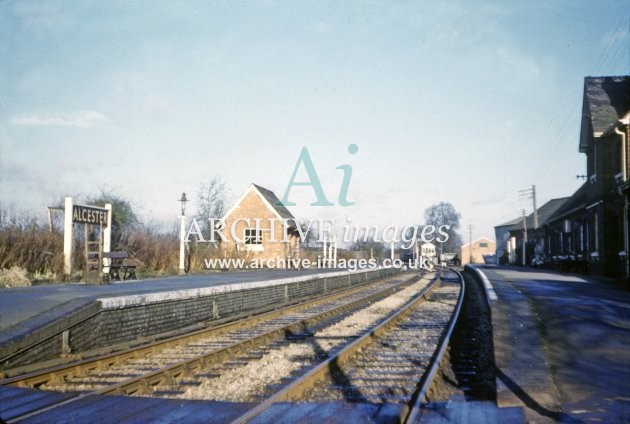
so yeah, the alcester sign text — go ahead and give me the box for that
[72,204,109,227]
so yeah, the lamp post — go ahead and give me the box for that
[178,192,188,275]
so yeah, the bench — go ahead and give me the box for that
[102,251,137,281]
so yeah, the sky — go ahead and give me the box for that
[1,0,629,244]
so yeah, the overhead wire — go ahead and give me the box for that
[527,9,629,193]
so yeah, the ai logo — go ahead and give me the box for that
[279,144,358,207]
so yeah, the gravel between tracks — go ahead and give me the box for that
[40,273,413,393]
[306,282,459,402]
[174,274,434,402]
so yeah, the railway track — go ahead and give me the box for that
[234,269,464,424]
[1,270,438,422]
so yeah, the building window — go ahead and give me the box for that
[244,228,262,245]
[479,242,488,248]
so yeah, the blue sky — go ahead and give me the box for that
[1,1,629,242]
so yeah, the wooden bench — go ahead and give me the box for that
[102,251,137,281]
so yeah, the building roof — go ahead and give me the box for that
[498,197,570,232]
[546,183,589,224]
[251,184,296,222]
[495,217,522,229]
[579,76,630,153]
[461,237,495,249]
[222,183,298,228]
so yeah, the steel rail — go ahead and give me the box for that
[98,273,426,396]
[231,270,449,424]
[403,268,466,423]
[1,271,408,389]
[0,270,403,371]
[3,272,427,423]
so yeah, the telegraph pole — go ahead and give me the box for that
[518,185,538,229]
[519,185,538,265]
[522,209,528,266]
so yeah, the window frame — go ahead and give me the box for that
[244,228,263,245]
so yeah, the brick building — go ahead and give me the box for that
[220,184,301,267]
[460,237,495,265]
[544,77,629,280]
[494,76,629,284]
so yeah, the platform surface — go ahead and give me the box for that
[0,386,253,423]
[1,388,528,424]
[474,265,630,423]
[0,269,337,347]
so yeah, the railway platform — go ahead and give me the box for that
[1,269,530,423]
[3,265,627,422]
[0,269,334,345]
[471,264,630,423]
[0,268,370,371]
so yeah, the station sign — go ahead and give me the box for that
[72,204,109,227]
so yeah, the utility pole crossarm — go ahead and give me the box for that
[518,184,538,229]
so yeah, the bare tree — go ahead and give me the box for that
[424,202,462,255]
[299,221,318,248]
[196,177,227,233]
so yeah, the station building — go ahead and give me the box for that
[495,197,569,265]
[544,76,629,280]
[494,76,630,285]
[220,184,301,267]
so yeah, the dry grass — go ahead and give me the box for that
[123,228,179,275]
[0,266,31,287]
[0,216,64,281]
[0,208,262,283]
[0,208,181,282]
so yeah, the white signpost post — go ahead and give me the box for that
[63,196,112,282]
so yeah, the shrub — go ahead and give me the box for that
[123,225,179,275]
[0,210,64,279]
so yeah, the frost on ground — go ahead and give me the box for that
[40,274,412,394]
[180,342,318,402]
[174,274,434,402]
[308,281,461,402]
[315,277,431,350]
